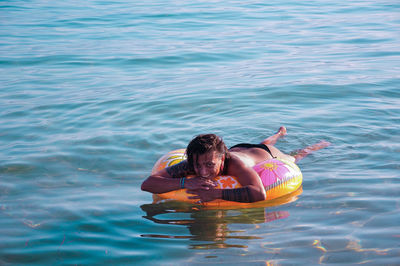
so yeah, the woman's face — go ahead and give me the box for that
[193,151,224,179]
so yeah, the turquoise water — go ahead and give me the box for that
[1,0,399,264]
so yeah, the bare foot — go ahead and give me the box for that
[261,126,287,145]
[278,126,287,137]
[294,140,331,162]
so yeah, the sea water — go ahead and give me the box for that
[1,0,399,265]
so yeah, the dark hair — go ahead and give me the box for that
[186,134,229,171]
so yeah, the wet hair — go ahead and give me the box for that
[186,134,229,171]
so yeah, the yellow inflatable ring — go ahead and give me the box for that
[151,149,303,208]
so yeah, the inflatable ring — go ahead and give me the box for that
[151,149,303,208]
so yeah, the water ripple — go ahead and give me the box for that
[1,0,400,265]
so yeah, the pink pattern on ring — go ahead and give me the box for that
[253,159,290,187]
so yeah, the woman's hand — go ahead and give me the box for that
[184,177,216,190]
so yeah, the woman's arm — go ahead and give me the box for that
[141,169,185,194]
[141,160,216,194]
[223,159,266,202]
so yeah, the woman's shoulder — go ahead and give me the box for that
[166,160,195,178]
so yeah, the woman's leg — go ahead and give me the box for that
[292,140,331,162]
[261,126,287,146]
[260,127,330,163]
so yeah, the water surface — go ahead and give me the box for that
[1,0,399,265]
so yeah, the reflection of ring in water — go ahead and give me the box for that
[140,202,290,249]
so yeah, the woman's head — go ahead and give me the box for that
[186,134,229,178]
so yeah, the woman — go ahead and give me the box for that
[141,127,330,203]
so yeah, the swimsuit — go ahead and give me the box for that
[229,143,275,158]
